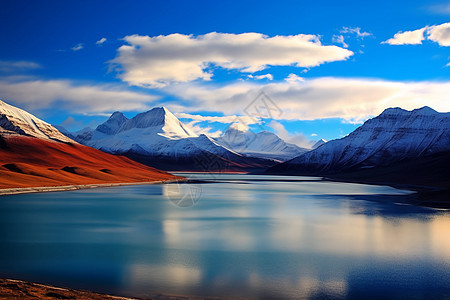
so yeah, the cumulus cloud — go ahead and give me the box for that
[0,78,158,114]
[285,73,304,83]
[427,22,450,46]
[110,32,353,87]
[96,37,107,45]
[340,27,372,38]
[71,43,84,51]
[383,22,450,46]
[184,121,223,137]
[382,27,428,45]
[248,74,273,80]
[163,78,450,123]
[268,120,313,148]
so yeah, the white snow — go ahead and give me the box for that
[286,106,450,171]
[216,126,309,161]
[69,107,302,162]
[0,99,74,143]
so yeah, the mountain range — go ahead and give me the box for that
[0,100,179,189]
[60,107,308,171]
[1,99,449,196]
[267,106,450,178]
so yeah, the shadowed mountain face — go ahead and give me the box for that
[0,100,179,189]
[267,106,450,176]
[64,107,281,171]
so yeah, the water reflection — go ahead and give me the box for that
[0,174,448,299]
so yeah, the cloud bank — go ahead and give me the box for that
[110,32,353,87]
[0,78,157,114]
[164,77,450,123]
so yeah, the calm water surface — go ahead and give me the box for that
[0,174,449,299]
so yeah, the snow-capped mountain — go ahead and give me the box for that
[0,100,178,189]
[312,139,327,149]
[0,99,74,143]
[268,106,450,174]
[66,107,276,171]
[215,123,309,161]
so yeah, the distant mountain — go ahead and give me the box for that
[215,123,309,161]
[268,106,450,175]
[0,100,73,143]
[0,100,179,189]
[65,107,277,171]
[312,139,327,149]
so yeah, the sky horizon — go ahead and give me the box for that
[1,0,449,146]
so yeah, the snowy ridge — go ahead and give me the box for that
[0,100,74,143]
[60,107,286,170]
[312,139,327,149]
[215,124,309,161]
[272,106,450,173]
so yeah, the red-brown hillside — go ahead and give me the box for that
[0,134,180,189]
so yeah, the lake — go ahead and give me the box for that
[0,174,449,299]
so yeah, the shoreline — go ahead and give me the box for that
[0,278,222,300]
[1,173,448,208]
[0,178,186,197]
[323,176,450,209]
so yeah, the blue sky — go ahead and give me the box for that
[0,0,449,145]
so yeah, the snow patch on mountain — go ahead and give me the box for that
[0,99,74,143]
[216,124,309,161]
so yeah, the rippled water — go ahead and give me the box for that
[0,174,449,299]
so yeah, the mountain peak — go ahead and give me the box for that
[380,106,438,117]
[96,111,128,135]
[413,106,437,115]
[312,139,327,149]
[110,111,125,118]
[95,106,197,139]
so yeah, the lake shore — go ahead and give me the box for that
[323,177,450,209]
[0,178,186,197]
[0,278,222,300]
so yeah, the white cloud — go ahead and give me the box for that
[340,27,372,38]
[184,120,223,137]
[110,32,353,87]
[163,77,450,123]
[0,78,158,114]
[268,120,313,148]
[248,74,273,80]
[382,27,428,45]
[310,133,318,137]
[71,43,84,51]
[285,73,304,83]
[445,62,450,67]
[383,22,450,46]
[96,37,107,45]
[427,22,450,46]
[332,35,348,48]
[174,112,260,124]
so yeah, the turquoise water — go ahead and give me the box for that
[0,174,449,299]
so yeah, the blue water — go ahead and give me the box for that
[0,174,449,299]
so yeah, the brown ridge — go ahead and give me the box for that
[0,134,181,190]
